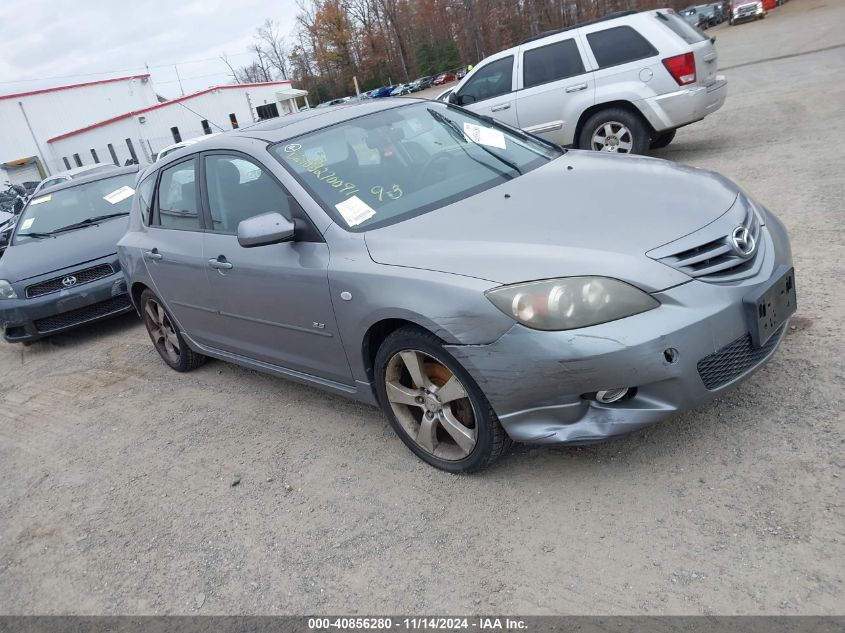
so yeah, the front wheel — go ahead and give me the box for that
[374,326,509,473]
[578,108,650,155]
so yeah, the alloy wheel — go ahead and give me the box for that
[143,298,181,364]
[384,349,478,461]
[591,121,634,153]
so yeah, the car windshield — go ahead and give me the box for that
[271,101,562,231]
[14,172,135,244]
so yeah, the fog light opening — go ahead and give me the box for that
[595,388,631,404]
[663,347,680,364]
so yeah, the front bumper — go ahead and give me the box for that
[638,76,728,133]
[733,5,764,21]
[446,216,793,445]
[0,261,133,343]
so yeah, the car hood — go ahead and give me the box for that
[364,152,741,292]
[0,217,128,283]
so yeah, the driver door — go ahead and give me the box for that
[198,151,353,385]
[453,54,519,128]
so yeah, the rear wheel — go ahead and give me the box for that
[374,326,508,473]
[578,108,650,155]
[140,289,206,372]
[650,129,677,150]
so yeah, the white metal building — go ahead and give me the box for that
[1,75,309,185]
[0,74,156,184]
[48,81,308,169]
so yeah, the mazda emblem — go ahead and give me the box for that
[730,225,756,258]
[61,275,78,287]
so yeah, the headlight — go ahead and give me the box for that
[0,280,17,300]
[485,277,659,331]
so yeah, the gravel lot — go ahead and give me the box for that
[1,0,843,616]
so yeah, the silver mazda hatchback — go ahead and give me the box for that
[118,99,795,472]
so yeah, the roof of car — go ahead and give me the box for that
[47,163,116,179]
[35,165,139,196]
[137,98,423,179]
[520,10,639,43]
[232,98,413,142]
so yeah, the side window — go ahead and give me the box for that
[523,39,585,89]
[136,172,156,226]
[586,26,659,69]
[655,11,706,44]
[204,154,292,234]
[154,158,201,230]
[457,56,514,104]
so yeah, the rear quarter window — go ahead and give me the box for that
[586,25,659,69]
[654,11,708,44]
[523,39,586,88]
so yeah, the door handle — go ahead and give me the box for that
[565,83,588,93]
[143,249,162,261]
[490,103,511,112]
[208,256,233,270]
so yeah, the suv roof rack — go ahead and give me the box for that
[520,10,638,44]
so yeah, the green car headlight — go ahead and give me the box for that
[485,277,659,331]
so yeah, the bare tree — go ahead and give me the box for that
[256,19,290,80]
[219,54,241,84]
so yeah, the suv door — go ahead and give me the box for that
[199,151,353,385]
[578,23,661,117]
[142,156,219,345]
[452,55,518,127]
[515,36,595,145]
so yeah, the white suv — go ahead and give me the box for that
[448,9,727,153]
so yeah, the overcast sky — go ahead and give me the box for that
[0,0,298,99]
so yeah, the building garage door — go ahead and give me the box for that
[3,158,43,185]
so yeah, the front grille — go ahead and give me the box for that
[656,204,762,282]
[34,294,131,333]
[697,325,784,390]
[26,264,114,298]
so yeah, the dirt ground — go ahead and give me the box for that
[1,0,843,616]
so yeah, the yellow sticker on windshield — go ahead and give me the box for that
[29,195,51,205]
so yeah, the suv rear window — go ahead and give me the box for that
[523,39,585,88]
[586,26,659,69]
[654,10,707,44]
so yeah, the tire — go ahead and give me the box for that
[578,107,650,155]
[140,289,206,372]
[374,325,509,473]
[649,129,677,150]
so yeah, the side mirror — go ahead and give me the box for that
[448,91,459,105]
[237,212,295,248]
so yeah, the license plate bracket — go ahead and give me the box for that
[743,265,797,347]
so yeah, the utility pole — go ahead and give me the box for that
[175,65,185,96]
[18,101,51,176]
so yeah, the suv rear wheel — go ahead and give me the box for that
[579,108,650,155]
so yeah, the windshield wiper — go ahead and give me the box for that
[427,108,522,176]
[477,114,566,154]
[50,212,129,234]
[15,232,54,239]
[427,107,468,145]
[426,108,522,178]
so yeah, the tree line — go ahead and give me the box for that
[226,0,695,104]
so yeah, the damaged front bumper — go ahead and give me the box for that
[445,216,793,445]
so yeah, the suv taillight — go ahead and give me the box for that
[662,52,697,86]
